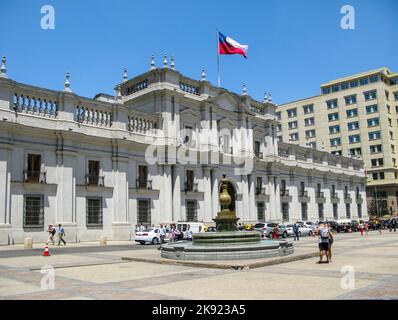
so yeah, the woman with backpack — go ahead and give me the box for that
[316,222,330,264]
[328,225,334,263]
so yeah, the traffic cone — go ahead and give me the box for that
[43,245,51,257]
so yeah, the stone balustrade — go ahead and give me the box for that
[125,79,148,96]
[13,92,58,118]
[75,105,113,127]
[179,82,199,95]
[127,115,158,134]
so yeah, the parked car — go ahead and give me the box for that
[262,224,289,238]
[297,224,313,236]
[135,228,162,245]
[254,222,277,232]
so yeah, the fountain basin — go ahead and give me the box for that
[161,237,294,260]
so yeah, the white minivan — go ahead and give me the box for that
[177,222,204,238]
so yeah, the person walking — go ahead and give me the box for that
[359,223,364,236]
[293,223,300,241]
[378,221,382,235]
[139,223,145,232]
[365,222,369,235]
[159,224,166,244]
[57,224,66,246]
[393,219,397,232]
[46,224,56,245]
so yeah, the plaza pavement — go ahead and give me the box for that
[0,231,397,300]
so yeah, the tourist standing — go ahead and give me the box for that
[57,224,66,246]
[378,221,382,235]
[316,223,330,264]
[46,224,56,245]
[293,223,300,241]
[393,219,397,232]
[139,224,145,232]
[365,222,369,235]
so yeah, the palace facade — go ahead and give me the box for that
[0,56,367,244]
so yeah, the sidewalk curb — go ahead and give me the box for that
[121,252,319,270]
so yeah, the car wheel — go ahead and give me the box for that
[139,241,145,245]
[298,231,301,236]
[282,232,287,238]
[152,237,159,245]
[309,231,313,236]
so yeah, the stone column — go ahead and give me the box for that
[203,166,212,223]
[111,154,131,240]
[161,164,173,223]
[0,144,12,245]
[248,174,256,222]
[172,164,182,222]
[211,169,220,219]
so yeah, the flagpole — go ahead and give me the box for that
[216,29,221,87]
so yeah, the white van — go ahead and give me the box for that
[177,222,204,238]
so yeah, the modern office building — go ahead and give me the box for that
[0,56,367,244]
[277,67,398,215]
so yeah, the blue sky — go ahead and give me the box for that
[1,0,397,104]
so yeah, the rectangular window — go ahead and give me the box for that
[365,104,378,114]
[322,87,331,94]
[301,203,308,221]
[186,170,194,191]
[364,90,377,101]
[328,112,339,121]
[86,197,103,228]
[330,138,341,146]
[305,129,316,138]
[303,104,314,114]
[394,92,398,101]
[344,94,357,105]
[318,203,324,221]
[23,195,44,228]
[349,134,360,144]
[333,204,338,220]
[137,199,151,225]
[281,179,287,195]
[357,204,362,218]
[288,120,298,129]
[329,125,340,134]
[371,158,384,167]
[350,80,358,88]
[368,131,381,140]
[370,145,382,154]
[282,203,289,221]
[138,165,148,188]
[350,148,362,156]
[367,117,380,127]
[276,124,282,132]
[88,160,100,185]
[254,141,261,157]
[276,112,281,120]
[289,133,299,141]
[341,82,349,90]
[27,154,41,182]
[257,202,265,222]
[370,75,379,83]
[186,200,198,222]
[346,204,351,219]
[304,117,315,126]
[347,121,359,131]
[287,108,297,118]
[359,78,369,86]
[326,99,338,109]
[346,109,358,118]
[332,84,340,92]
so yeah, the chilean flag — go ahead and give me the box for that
[218,31,248,59]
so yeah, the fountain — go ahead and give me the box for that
[160,175,293,260]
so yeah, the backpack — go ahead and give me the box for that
[320,227,329,239]
[51,229,56,235]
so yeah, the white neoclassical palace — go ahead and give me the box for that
[0,56,367,244]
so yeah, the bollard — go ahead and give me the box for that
[24,237,33,249]
[99,236,107,245]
